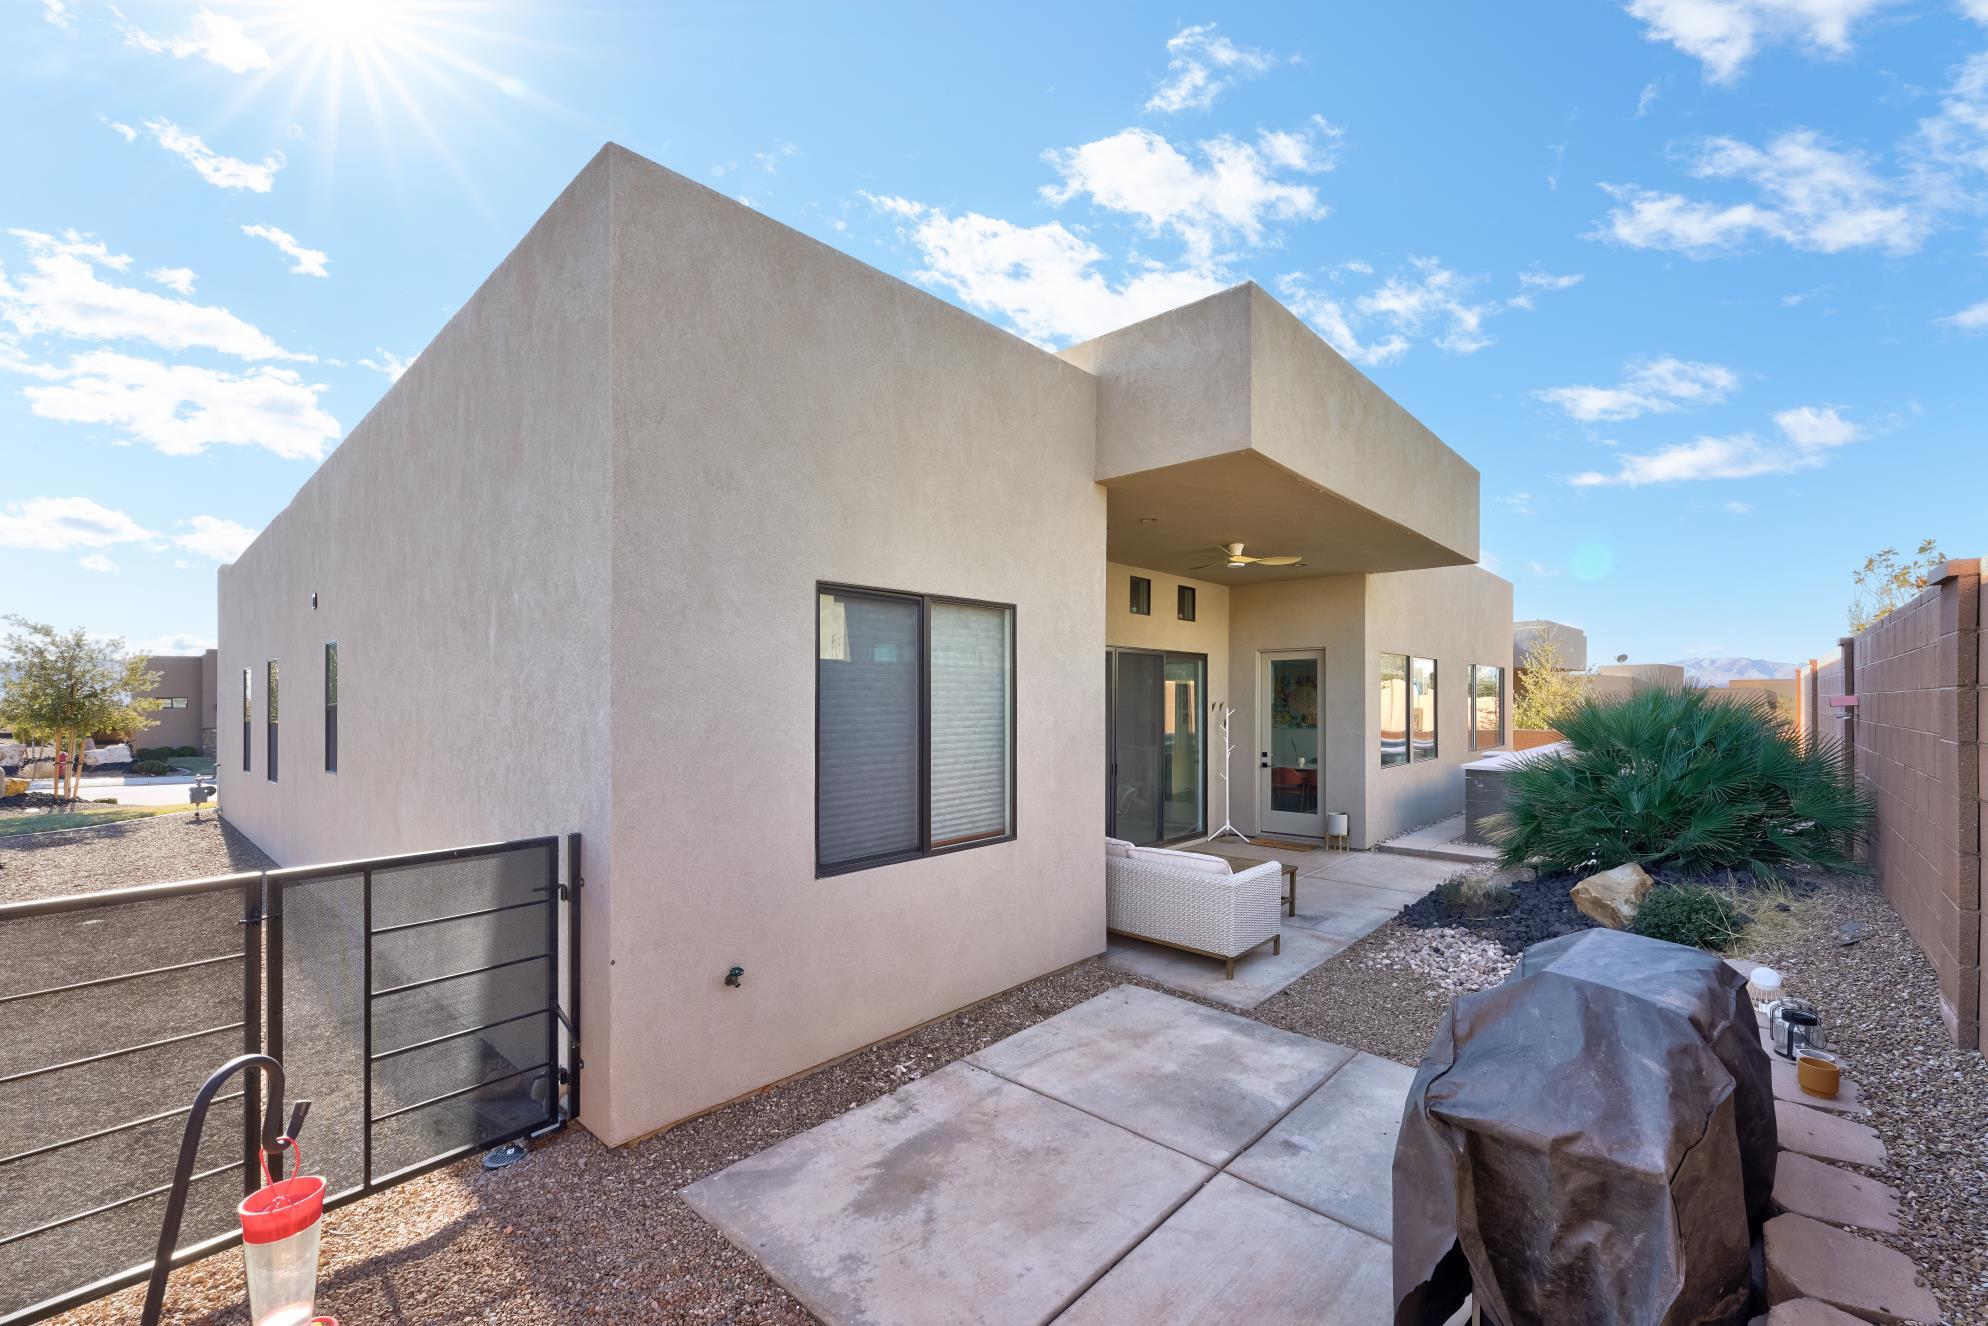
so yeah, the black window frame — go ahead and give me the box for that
[324,641,338,774]
[1469,663,1505,751]
[1176,584,1196,622]
[241,668,251,773]
[815,582,1018,878]
[1128,575,1151,616]
[265,659,279,783]
[1380,652,1441,768]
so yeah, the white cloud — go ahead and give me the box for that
[1623,0,1898,84]
[1724,500,1755,513]
[105,119,138,142]
[242,224,329,277]
[147,266,197,295]
[79,553,118,573]
[43,0,73,30]
[144,119,284,193]
[1939,296,1988,327]
[0,496,157,551]
[1772,403,1865,447]
[1538,355,1739,421]
[1279,257,1576,367]
[359,347,416,381]
[1358,259,1498,354]
[1963,0,1988,22]
[1596,130,1923,256]
[174,515,259,562]
[19,350,341,461]
[114,6,271,74]
[1,229,308,361]
[1637,81,1661,115]
[1274,274,1409,367]
[132,631,215,655]
[1145,23,1288,114]
[1497,492,1537,516]
[754,143,799,173]
[1040,120,1339,264]
[1569,404,1865,485]
[866,195,1224,345]
[1508,267,1585,309]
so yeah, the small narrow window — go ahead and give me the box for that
[1129,576,1151,616]
[241,669,251,772]
[324,642,338,774]
[1176,585,1196,622]
[1470,664,1504,750]
[1411,657,1438,761]
[266,661,279,782]
[1379,653,1408,767]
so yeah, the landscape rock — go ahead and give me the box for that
[1761,1298,1878,1325]
[1771,1152,1900,1233]
[1763,1213,1941,1323]
[1836,920,1870,946]
[1775,1100,1888,1168]
[1569,861,1653,929]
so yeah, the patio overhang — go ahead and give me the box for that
[1063,282,1481,582]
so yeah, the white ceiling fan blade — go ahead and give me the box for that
[1254,555,1301,566]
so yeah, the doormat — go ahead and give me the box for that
[1252,837,1318,852]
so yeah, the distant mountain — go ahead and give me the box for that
[1671,656,1800,687]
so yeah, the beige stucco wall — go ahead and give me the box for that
[602,148,1105,1142]
[1105,563,1232,840]
[1513,619,1587,672]
[218,149,618,1115]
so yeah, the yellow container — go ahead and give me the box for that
[3,776,29,798]
[1797,1052,1841,1099]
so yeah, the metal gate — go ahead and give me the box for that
[0,833,581,1325]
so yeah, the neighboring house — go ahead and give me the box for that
[1596,662,1686,689]
[217,145,1512,1146]
[140,649,218,752]
[1512,619,1588,672]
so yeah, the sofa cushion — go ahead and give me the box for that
[1105,837,1135,858]
[1128,845,1232,875]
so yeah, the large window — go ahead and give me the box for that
[324,642,339,773]
[1470,664,1504,750]
[241,669,251,773]
[817,586,1015,875]
[1380,653,1438,766]
[266,660,279,782]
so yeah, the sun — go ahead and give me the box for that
[274,0,417,55]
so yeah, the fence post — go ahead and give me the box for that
[564,832,584,1127]
[1838,634,1858,795]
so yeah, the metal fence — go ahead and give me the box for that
[0,833,581,1325]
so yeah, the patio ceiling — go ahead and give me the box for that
[1103,450,1475,584]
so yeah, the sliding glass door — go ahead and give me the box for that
[1106,648,1207,845]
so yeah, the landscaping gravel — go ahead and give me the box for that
[1396,865,1599,952]
[0,813,272,904]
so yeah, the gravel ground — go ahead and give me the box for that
[24,841,1981,1325]
[1741,874,1988,1323]
[0,812,272,904]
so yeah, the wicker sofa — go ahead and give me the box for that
[1105,841,1284,978]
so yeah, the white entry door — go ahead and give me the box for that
[1258,650,1325,838]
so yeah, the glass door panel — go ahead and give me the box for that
[1111,652,1163,846]
[1260,651,1323,836]
[1162,655,1205,840]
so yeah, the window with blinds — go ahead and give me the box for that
[817,586,1015,875]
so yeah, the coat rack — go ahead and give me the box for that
[1208,701,1249,843]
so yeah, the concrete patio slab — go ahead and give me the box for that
[1099,929,1349,1010]
[1286,878,1412,941]
[1228,1052,1416,1241]
[1377,813,1498,865]
[1303,851,1457,894]
[968,985,1353,1166]
[1054,1174,1392,1326]
[681,1061,1210,1326]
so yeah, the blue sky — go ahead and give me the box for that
[4,1,1985,666]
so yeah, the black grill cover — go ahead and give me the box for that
[1391,928,1776,1326]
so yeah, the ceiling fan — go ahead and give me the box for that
[1190,542,1301,570]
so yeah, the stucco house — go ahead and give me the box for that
[218,144,1511,1146]
[139,648,218,752]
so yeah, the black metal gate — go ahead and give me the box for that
[0,833,581,1325]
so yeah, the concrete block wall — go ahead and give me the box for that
[1838,561,1982,1048]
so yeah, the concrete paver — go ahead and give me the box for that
[1100,929,1349,1010]
[967,985,1352,1166]
[1053,1174,1391,1326]
[1763,1213,1942,1324]
[1302,850,1457,893]
[1771,1152,1900,1233]
[681,1061,1210,1326]
[1775,1100,1888,1168]
[1228,1053,1416,1241]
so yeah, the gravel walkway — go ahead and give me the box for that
[0,813,273,904]
[28,851,1982,1325]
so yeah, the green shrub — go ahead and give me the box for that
[130,759,171,776]
[1632,885,1744,951]
[1439,874,1516,918]
[1498,686,1871,878]
[173,745,199,758]
[133,746,168,762]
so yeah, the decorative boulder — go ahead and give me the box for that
[1571,861,1654,929]
[92,743,133,766]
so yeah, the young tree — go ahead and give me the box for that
[0,618,160,802]
[1512,633,1592,732]
[1848,539,1947,633]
